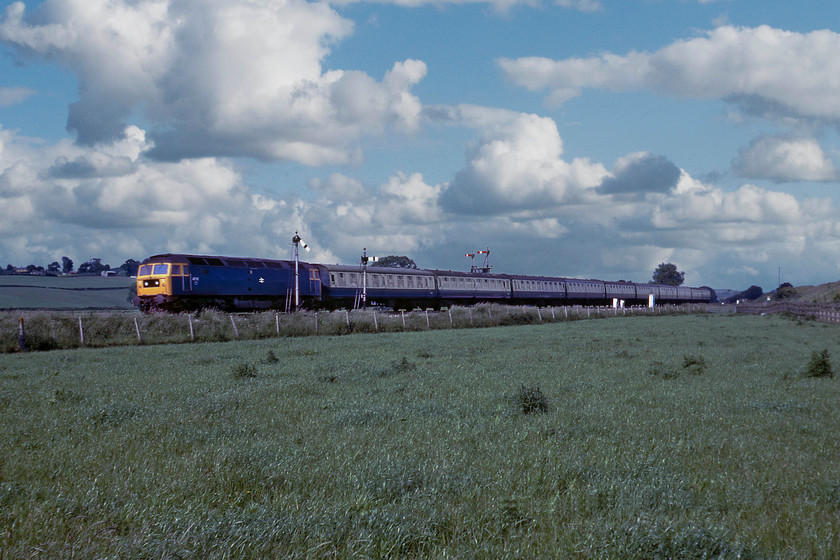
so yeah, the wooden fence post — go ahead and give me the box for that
[17,318,27,351]
[78,317,85,346]
[134,317,142,343]
[188,315,195,342]
[230,315,239,338]
[373,311,379,332]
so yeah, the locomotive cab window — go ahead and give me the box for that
[153,264,169,275]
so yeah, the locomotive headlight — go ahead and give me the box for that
[143,279,161,288]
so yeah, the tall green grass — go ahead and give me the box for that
[1,314,838,558]
[2,304,701,353]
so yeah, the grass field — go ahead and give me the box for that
[1,314,838,558]
[0,275,135,310]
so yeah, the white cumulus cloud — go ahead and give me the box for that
[0,0,426,166]
[733,135,837,182]
[499,25,840,124]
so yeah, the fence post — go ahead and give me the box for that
[275,313,280,335]
[449,308,453,326]
[537,307,542,322]
[469,308,473,325]
[78,317,85,346]
[315,312,319,334]
[346,310,350,328]
[17,317,27,351]
[188,315,195,342]
[401,311,406,329]
[230,315,239,338]
[425,310,430,329]
[551,307,556,320]
[374,311,379,332]
[134,317,142,343]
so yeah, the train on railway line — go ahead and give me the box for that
[132,253,713,313]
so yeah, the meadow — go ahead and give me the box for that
[1,313,838,558]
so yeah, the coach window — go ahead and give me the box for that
[171,265,181,276]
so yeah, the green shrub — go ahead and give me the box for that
[515,384,549,414]
[232,361,257,378]
[806,349,833,378]
[683,355,706,375]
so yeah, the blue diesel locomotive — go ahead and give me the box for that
[133,253,713,312]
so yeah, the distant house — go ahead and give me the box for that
[101,270,117,277]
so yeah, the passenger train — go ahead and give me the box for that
[133,253,713,312]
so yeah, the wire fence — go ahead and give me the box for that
[723,301,840,323]
[3,303,712,352]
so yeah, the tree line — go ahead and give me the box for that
[1,257,141,277]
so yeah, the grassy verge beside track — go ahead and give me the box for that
[1,314,838,558]
[3,304,706,352]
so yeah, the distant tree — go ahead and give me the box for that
[370,255,417,269]
[78,258,109,275]
[47,261,61,274]
[5,264,14,274]
[119,259,141,276]
[741,285,764,300]
[725,285,764,303]
[61,256,74,274]
[652,262,685,286]
[775,282,797,300]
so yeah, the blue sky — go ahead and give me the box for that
[1,0,839,290]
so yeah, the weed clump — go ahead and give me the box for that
[683,355,707,375]
[232,362,257,379]
[648,361,679,379]
[516,384,549,414]
[806,349,833,378]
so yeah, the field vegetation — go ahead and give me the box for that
[2,304,701,353]
[0,275,134,311]
[1,314,838,558]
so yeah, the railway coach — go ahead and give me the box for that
[134,252,712,312]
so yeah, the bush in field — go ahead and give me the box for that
[232,362,257,378]
[515,384,549,414]
[806,349,833,378]
[683,355,706,375]
[648,361,679,379]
